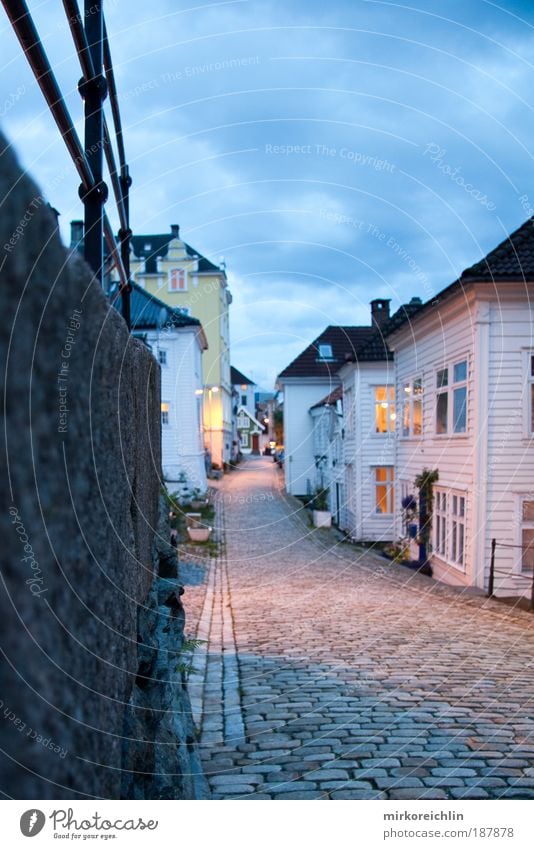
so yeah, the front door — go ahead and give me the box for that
[252,433,260,454]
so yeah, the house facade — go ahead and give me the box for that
[236,406,265,454]
[338,354,397,541]
[309,387,344,525]
[128,283,208,494]
[277,301,388,497]
[130,225,232,468]
[387,218,534,597]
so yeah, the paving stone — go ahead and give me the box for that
[193,458,534,802]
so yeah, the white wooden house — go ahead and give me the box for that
[309,387,344,524]
[386,218,534,597]
[128,283,208,495]
[277,303,388,496]
[236,405,265,454]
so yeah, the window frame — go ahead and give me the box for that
[374,466,395,515]
[400,375,423,438]
[526,351,534,438]
[374,385,396,435]
[158,349,167,366]
[434,357,469,436]
[161,402,170,426]
[169,267,188,293]
[433,486,467,571]
[514,493,534,574]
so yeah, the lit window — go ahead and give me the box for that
[169,268,187,292]
[161,402,170,425]
[521,499,534,572]
[375,467,394,513]
[401,376,423,437]
[375,386,395,433]
[434,488,466,569]
[317,343,334,360]
[158,349,167,366]
[435,359,468,435]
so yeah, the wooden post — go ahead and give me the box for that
[488,538,496,598]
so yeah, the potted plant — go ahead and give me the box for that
[191,488,208,511]
[185,513,212,542]
[312,487,332,528]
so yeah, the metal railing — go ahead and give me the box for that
[488,538,534,610]
[2,0,132,327]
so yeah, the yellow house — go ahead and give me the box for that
[130,225,233,469]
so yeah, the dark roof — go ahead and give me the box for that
[131,230,221,274]
[461,216,534,281]
[126,282,202,332]
[310,386,343,410]
[386,216,534,337]
[277,325,377,380]
[231,365,256,386]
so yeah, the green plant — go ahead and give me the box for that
[414,468,439,548]
[311,486,329,511]
[176,637,206,679]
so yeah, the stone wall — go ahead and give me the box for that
[0,132,207,799]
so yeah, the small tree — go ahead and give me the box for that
[414,468,439,562]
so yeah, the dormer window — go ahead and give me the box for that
[317,343,334,361]
[144,242,151,251]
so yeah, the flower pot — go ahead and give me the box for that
[185,512,202,528]
[313,509,332,528]
[187,526,212,542]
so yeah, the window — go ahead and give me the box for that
[375,467,394,514]
[169,268,187,292]
[158,349,167,366]
[161,402,170,425]
[520,499,534,572]
[237,412,248,429]
[435,359,468,435]
[240,432,248,448]
[401,376,423,437]
[528,354,534,436]
[317,343,334,360]
[241,394,247,406]
[433,488,466,569]
[375,386,395,433]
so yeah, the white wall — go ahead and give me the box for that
[283,379,339,495]
[149,326,207,494]
[341,361,396,541]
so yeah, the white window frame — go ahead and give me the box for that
[400,375,423,438]
[169,268,187,292]
[237,412,248,429]
[435,357,468,436]
[433,487,466,571]
[317,343,334,361]
[239,431,248,448]
[514,493,534,574]
[158,349,167,366]
[526,351,534,438]
[374,466,395,514]
[374,385,395,434]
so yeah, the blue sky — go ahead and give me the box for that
[2,0,534,388]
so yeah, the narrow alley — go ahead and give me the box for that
[184,457,534,800]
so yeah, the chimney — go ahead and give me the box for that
[409,296,423,306]
[170,224,180,239]
[70,219,84,250]
[370,298,391,329]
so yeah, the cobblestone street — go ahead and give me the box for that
[182,457,534,800]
